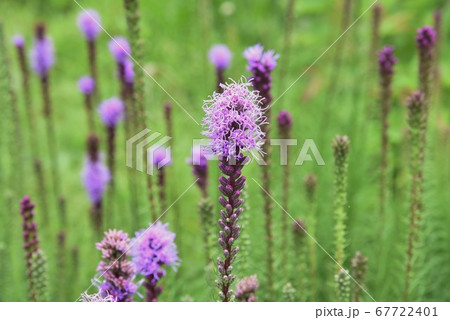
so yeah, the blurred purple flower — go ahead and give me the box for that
[82,156,110,204]
[208,44,232,70]
[78,76,96,95]
[12,34,25,48]
[277,110,293,132]
[202,79,266,159]
[378,46,397,75]
[31,24,54,78]
[77,9,101,42]
[131,221,179,279]
[187,146,209,196]
[98,97,124,128]
[416,26,436,49]
[108,37,131,63]
[235,274,259,302]
[80,292,116,302]
[150,147,172,168]
[123,59,134,84]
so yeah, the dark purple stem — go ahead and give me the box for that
[144,273,163,302]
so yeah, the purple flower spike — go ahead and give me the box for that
[77,9,101,42]
[108,37,131,63]
[378,46,397,75]
[123,59,134,84]
[98,97,124,128]
[78,76,96,95]
[150,147,172,168]
[235,274,259,302]
[277,110,293,132]
[416,26,436,49]
[187,146,209,196]
[12,34,25,48]
[82,156,110,204]
[131,222,179,301]
[31,23,54,78]
[202,79,266,159]
[209,44,232,70]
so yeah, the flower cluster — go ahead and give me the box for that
[82,153,110,204]
[96,230,137,302]
[31,23,54,78]
[150,147,172,169]
[109,37,134,84]
[202,80,266,160]
[187,146,209,196]
[378,46,397,75]
[416,26,436,49]
[243,44,279,105]
[98,97,124,128]
[77,9,101,42]
[12,34,25,48]
[235,275,259,302]
[277,110,292,135]
[78,76,96,95]
[80,291,116,302]
[209,44,232,71]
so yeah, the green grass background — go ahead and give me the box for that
[0,0,449,301]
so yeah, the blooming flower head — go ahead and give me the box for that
[202,79,266,159]
[208,44,232,70]
[416,26,436,49]
[235,274,259,302]
[98,97,124,128]
[77,9,101,42]
[108,37,131,63]
[12,34,25,48]
[82,155,110,204]
[80,291,116,302]
[277,110,293,132]
[78,76,96,95]
[243,44,279,72]
[378,46,397,75]
[149,147,172,168]
[96,229,137,302]
[31,23,54,78]
[123,59,134,84]
[131,222,179,279]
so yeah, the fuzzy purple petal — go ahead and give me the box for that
[208,44,232,70]
[77,9,101,42]
[98,97,124,128]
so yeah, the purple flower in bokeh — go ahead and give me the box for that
[82,156,110,204]
[277,110,293,133]
[244,44,279,106]
[98,97,124,128]
[150,147,172,168]
[187,146,209,197]
[108,37,131,63]
[31,24,54,78]
[96,229,137,302]
[378,46,397,75]
[77,9,101,42]
[131,221,179,279]
[12,34,25,48]
[209,44,232,71]
[202,79,266,159]
[235,274,259,302]
[78,76,96,95]
[416,26,436,49]
[123,59,134,84]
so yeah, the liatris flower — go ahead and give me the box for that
[123,0,146,127]
[404,91,426,300]
[78,76,96,131]
[99,97,124,186]
[332,136,350,267]
[77,9,101,95]
[150,146,172,212]
[244,44,278,298]
[433,11,442,97]
[277,110,292,277]
[80,291,116,302]
[187,146,209,197]
[202,79,265,302]
[131,222,179,302]
[31,22,61,205]
[292,218,308,301]
[378,46,397,219]
[304,173,318,299]
[20,196,48,301]
[282,282,296,302]
[351,251,368,302]
[416,26,436,101]
[96,229,137,302]
[235,274,259,302]
[335,268,351,302]
[371,4,382,59]
[82,134,110,232]
[209,44,232,93]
